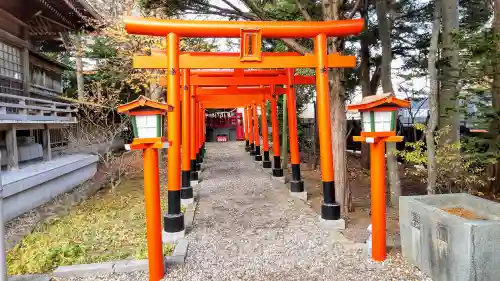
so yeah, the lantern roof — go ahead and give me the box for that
[347,93,410,111]
[117,95,173,114]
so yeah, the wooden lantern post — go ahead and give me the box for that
[117,96,172,281]
[347,93,410,262]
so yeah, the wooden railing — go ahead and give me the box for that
[0,92,77,123]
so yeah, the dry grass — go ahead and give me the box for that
[7,176,175,275]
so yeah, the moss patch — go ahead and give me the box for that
[8,177,176,275]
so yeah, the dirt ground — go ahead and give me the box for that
[291,153,427,253]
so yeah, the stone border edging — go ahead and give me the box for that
[53,238,190,277]
[184,199,198,231]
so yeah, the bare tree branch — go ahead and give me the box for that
[222,0,248,16]
[192,0,256,20]
[347,0,363,19]
[295,0,313,21]
[240,0,312,54]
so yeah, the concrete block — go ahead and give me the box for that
[319,217,346,230]
[3,154,98,222]
[290,191,307,201]
[181,198,194,207]
[329,230,350,242]
[9,274,50,281]
[272,176,286,184]
[173,238,189,257]
[162,229,185,244]
[114,259,148,273]
[53,262,114,277]
[400,193,500,281]
[343,242,366,251]
[263,168,273,175]
[190,180,199,187]
[165,255,186,265]
[184,201,197,229]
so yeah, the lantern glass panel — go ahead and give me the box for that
[374,111,393,132]
[135,115,160,138]
[362,111,372,132]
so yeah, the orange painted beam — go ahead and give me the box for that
[200,98,266,104]
[196,94,270,102]
[180,91,271,102]
[190,75,315,86]
[159,75,316,86]
[185,52,302,57]
[134,53,356,69]
[151,50,303,57]
[196,88,270,96]
[200,102,268,107]
[125,17,364,38]
[135,53,302,69]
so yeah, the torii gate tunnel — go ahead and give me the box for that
[125,17,364,280]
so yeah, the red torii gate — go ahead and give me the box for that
[126,17,364,280]
[157,65,315,184]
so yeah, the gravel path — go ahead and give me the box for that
[56,142,429,281]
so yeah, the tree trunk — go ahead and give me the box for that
[323,0,351,213]
[375,0,400,207]
[489,0,500,193]
[75,35,84,101]
[375,0,394,93]
[439,0,460,145]
[426,0,441,194]
[360,1,371,169]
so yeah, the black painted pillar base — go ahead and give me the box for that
[190,160,198,180]
[272,156,283,177]
[254,146,262,161]
[290,180,304,192]
[164,190,185,233]
[249,143,256,156]
[245,140,250,151]
[321,203,341,220]
[290,163,304,192]
[195,154,201,171]
[181,186,193,199]
[190,171,198,181]
[181,170,193,199]
[272,168,284,177]
[321,181,341,220]
[164,213,185,233]
[262,151,271,168]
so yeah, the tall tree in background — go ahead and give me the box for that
[439,0,460,144]
[375,0,401,206]
[426,0,441,194]
[489,0,500,193]
[359,0,372,169]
